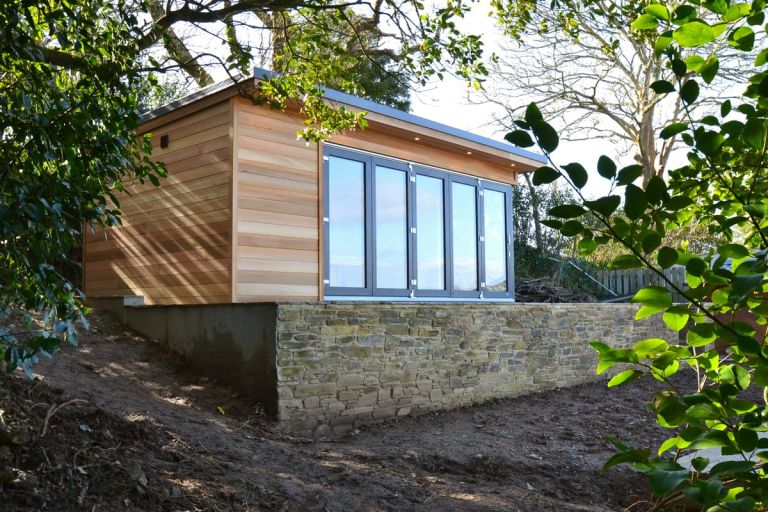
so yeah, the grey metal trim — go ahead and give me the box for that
[140,66,547,164]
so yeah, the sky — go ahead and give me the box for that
[406,1,626,199]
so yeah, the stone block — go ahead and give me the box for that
[293,383,336,398]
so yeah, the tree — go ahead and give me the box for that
[0,0,487,373]
[489,0,754,187]
[504,0,768,507]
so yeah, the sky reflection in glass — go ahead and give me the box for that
[328,156,365,288]
[451,182,478,291]
[484,189,508,291]
[416,175,445,290]
[375,166,407,289]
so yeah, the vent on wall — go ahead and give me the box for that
[160,134,169,148]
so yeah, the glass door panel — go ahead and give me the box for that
[375,166,408,289]
[415,175,445,290]
[451,182,478,291]
[328,156,366,288]
[484,189,508,291]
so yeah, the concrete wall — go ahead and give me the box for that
[274,302,666,437]
[117,302,278,415]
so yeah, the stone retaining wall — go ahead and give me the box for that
[275,302,665,437]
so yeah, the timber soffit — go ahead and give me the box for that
[140,67,548,165]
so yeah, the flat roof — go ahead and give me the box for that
[141,67,547,164]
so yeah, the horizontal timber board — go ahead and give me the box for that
[238,147,316,174]
[93,282,230,299]
[237,170,317,193]
[237,197,317,217]
[237,246,318,262]
[237,220,317,240]
[86,221,229,252]
[236,283,318,297]
[86,209,229,241]
[86,247,229,271]
[236,209,317,227]
[238,135,316,165]
[237,160,318,185]
[86,240,229,263]
[152,124,230,158]
[86,258,229,281]
[237,270,318,286]
[87,270,229,291]
[237,258,318,273]
[236,183,317,206]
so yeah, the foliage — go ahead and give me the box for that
[0,1,164,375]
[503,0,768,508]
[0,0,486,374]
[488,0,756,186]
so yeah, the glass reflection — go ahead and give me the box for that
[452,182,478,291]
[416,175,445,290]
[375,166,407,289]
[328,156,365,288]
[484,189,508,291]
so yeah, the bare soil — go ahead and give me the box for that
[0,310,672,511]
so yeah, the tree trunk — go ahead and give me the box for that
[523,173,544,250]
[638,105,662,188]
[147,0,214,87]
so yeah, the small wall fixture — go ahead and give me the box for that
[160,134,169,148]
[414,137,421,141]
[466,151,472,155]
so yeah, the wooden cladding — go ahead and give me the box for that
[84,90,526,306]
[233,97,320,301]
[83,100,234,305]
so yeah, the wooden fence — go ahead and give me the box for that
[593,266,687,302]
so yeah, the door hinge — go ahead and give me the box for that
[323,279,330,285]
[323,156,329,162]
[323,217,330,223]
[410,227,417,234]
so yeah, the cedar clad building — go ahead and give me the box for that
[83,70,546,305]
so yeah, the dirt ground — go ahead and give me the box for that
[0,310,673,511]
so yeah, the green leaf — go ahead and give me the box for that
[700,57,719,84]
[680,80,700,104]
[673,21,716,47]
[660,122,687,139]
[648,469,690,496]
[645,4,670,20]
[686,257,707,276]
[597,155,617,179]
[633,286,673,310]
[686,403,719,420]
[610,254,643,269]
[642,233,662,254]
[617,165,643,185]
[687,323,716,347]
[632,14,659,30]
[624,184,647,220]
[690,456,710,472]
[743,118,765,149]
[524,102,543,123]
[719,244,748,259]
[562,163,588,189]
[532,121,559,153]
[658,437,679,456]
[650,80,676,94]
[729,26,755,51]
[532,166,560,185]
[504,130,535,148]
[663,309,690,332]
[608,369,643,388]
[732,274,763,300]
[560,220,583,236]
[633,338,669,356]
[658,247,678,268]
[708,460,755,477]
[755,48,768,67]
[548,204,586,218]
[585,196,621,217]
[646,176,667,204]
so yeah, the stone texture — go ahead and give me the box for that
[274,302,665,434]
